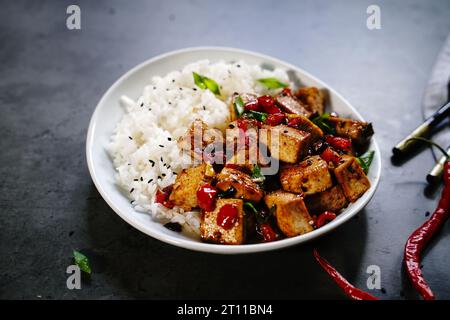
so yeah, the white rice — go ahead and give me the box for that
[108,60,290,235]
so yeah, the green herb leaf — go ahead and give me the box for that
[245,110,268,122]
[192,72,220,95]
[234,95,245,117]
[244,201,258,214]
[357,150,375,174]
[311,113,335,134]
[192,72,206,90]
[251,164,265,183]
[257,77,289,89]
[73,250,92,274]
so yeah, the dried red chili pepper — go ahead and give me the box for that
[315,211,337,228]
[155,186,174,209]
[258,223,278,242]
[404,160,450,300]
[325,135,352,153]
[313,249,378,300]
[197,184,218,211]
[264,113,285,126]
[320,147,342,165]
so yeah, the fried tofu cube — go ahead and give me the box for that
[295,87,325,115]
[178,119,224,161]
[264,190,314,237]
[200,198,244,245]
[285,114,324,141]
[262,125,311,164]
[169,163,212,211]
[280,155,333,195]
[328,117,374,145]
[334,155,371,202]
[305,185,348,214]
[276,91,312,117]
[216,167,264,202]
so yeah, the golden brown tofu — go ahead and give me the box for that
[276,91,312,117]
[200,198,244,245]
[334,155,371,202]
[264,190,314,237]
[305,185,348,214]
[178,119,224,161]
[263,125,311,164]
[285,114,324,141]
[280,155,333,195]
[328,117,374,145]
[169,163,212,211]
[216,167,264,202]
[295,87,325,115]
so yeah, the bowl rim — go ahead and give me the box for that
[86,46,381,254]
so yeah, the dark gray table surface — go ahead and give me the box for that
[1,0,450,300]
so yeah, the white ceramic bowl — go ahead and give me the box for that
[86,47,381,254]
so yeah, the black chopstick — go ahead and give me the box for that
[392,101,450,157]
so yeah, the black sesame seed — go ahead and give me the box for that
[158,176,162,180]
[130,188,134,193]
[172,79,175,83]
[167,137,172,141]
[153,86,156,89]
[133,179,138,181]
[425,211,430,217]
[147,179,153,183]
[128,136,133,140]
[140,103,144,107]
[161,157,163,162]
[173,172,177,175]
[149,159,155,165]
[193,88,197,91]
[168,102,172,105]
[236,64,241,68]
[162,173,166,177]
[140,177,143,181]
[203,105,206,110]
[159,144,164,148]
[131,200,135,204]
[167,165,171,169]
[179,87,183,90]
[164,222,182,232]
[148,108,152,111]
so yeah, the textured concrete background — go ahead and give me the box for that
[1,0,450,299]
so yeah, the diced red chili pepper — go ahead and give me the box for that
[236,118,261,131]
[244,100,260,112]
[217,204,239,230]
[287,117,303,128]
[197,184,218,211]
[320,147,342,165]
[257,95,275,108]
[315,211,337,228]
[325,135,352,153]
[155,186,174,208]
[281,87,292,96]
[258,223,278,242]
[265,113,285,126]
